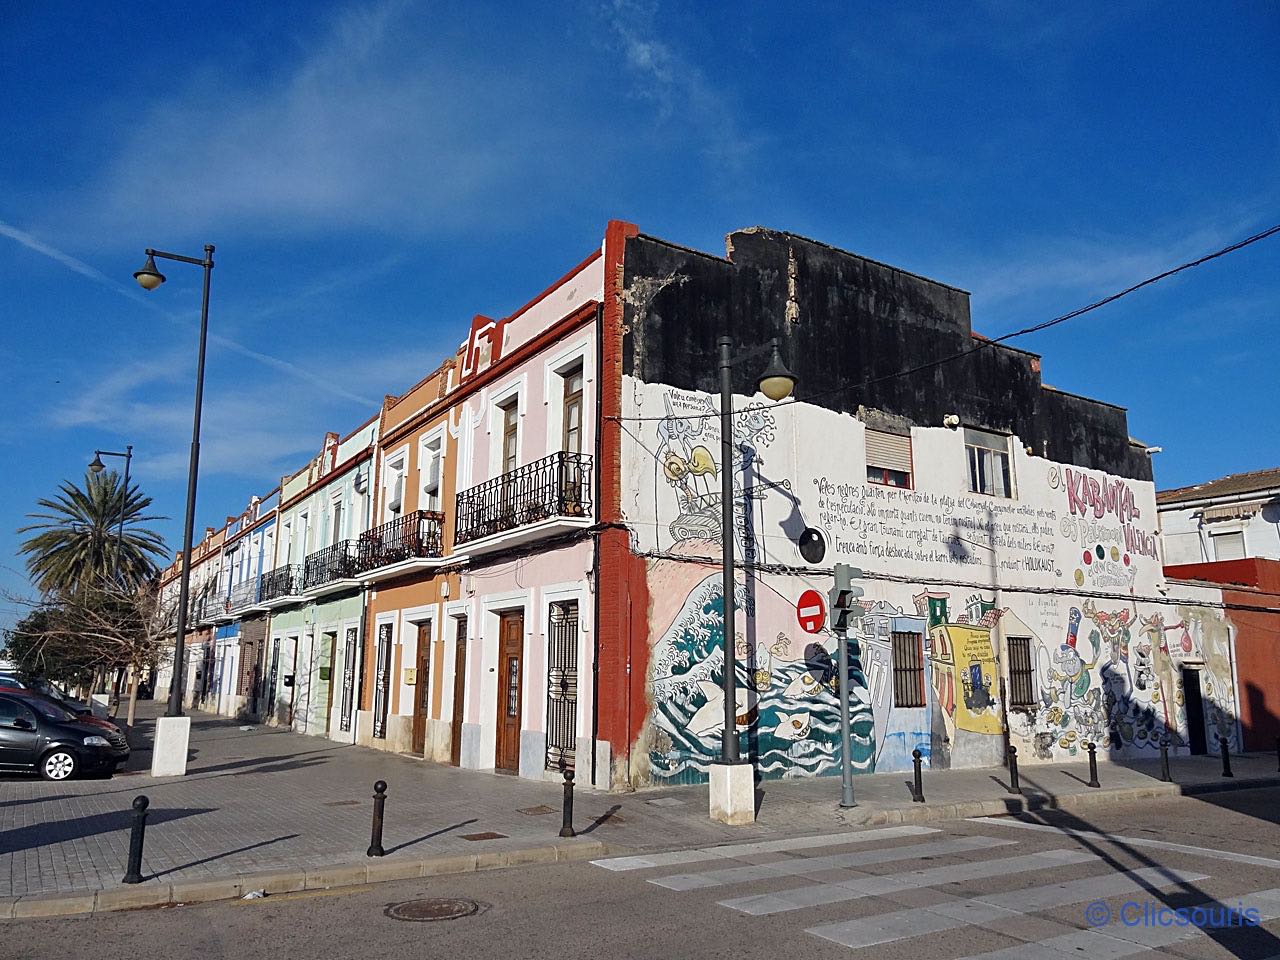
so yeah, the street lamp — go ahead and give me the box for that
[88,445,133,582]
[711,335,795,824]
[132,244,214,774]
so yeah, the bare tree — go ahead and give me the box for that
[2,583,176,726]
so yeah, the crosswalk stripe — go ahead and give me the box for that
[954,886,1280,960]
[649,835,1016,891]
[806,866,1208,950]
[719,848,1099,916]
[968,817,1280,869]
[591,824,939,872]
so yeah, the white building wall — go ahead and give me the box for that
[621,376,1236,785]
[1160,501,1280,564]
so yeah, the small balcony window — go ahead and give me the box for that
[964,428,1013,498]
[866,430,912,488]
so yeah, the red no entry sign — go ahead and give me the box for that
[797,589,826,634]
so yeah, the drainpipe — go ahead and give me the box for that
[353,461,374,745]
[591,302,604,790]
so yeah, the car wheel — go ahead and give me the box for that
[41,749,78,781]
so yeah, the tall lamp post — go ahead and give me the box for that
[133,244,215,777]
[711,335,796,825]
[88,445,133,582]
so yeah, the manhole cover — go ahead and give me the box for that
[385,898,480,922]
[518,805,556,816]
[462,831,508,841]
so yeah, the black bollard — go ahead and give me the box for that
[1159,738,1172,782]
[1007,745,1021,795]
[911,749,925,803]
[559,767,576,838]
[1275,736,1279,773]
[122,795,149,884]
[367,780,387,857]
[1086,742,1100,788]
[1219,736,1234,778]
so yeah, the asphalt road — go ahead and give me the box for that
[6,789,1279,960]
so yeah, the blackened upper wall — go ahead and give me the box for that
[620,227,1152,482]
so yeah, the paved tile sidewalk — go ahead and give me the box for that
[2,702,1275,899]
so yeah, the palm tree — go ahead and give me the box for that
[18,470,168,596]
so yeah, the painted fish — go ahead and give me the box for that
[768,710,812,740]
[688,680,757,736]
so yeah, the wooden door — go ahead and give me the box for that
[494,612,523,772]
[450,615,468,766]
[411,622,432,755]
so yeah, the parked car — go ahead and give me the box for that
[0,693,129,780]
[0,676,121,734]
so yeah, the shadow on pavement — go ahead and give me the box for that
[1013,800,1280,958]
[148,834,302,879]
[580,805,623,835]
[0,807,212,855]
[385,820,478,854]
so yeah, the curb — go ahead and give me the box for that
[0,840,612,921]
[823,775,1280,828]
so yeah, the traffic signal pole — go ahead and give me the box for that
[829,563,864,809]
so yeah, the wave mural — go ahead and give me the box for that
[648,572,876,785]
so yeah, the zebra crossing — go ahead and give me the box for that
[592,821,1280,957]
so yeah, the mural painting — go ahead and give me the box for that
[647,571,875,785]
[625,378,1242,781]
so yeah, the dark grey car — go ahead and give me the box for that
[0,694,129,780]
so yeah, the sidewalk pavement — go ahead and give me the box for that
[3,702,1277,917]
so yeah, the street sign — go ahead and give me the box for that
[797,589,826,634]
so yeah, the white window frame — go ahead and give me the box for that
[488,378,525,481]
[1210,528,1247,561]
[544,338,593,459]
[329,491,345,545]
[418,426,446,514]
[382,444,410,523]
[865,429,913,489]
[964,428,1015,499]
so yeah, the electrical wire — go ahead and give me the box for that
[608,222,1280,423]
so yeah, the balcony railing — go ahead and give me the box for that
[356,511,445,573]
[258,564,301,604]
[302,540,362,590]
[227,577,261,614]
[455,451,593,546]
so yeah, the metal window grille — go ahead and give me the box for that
[891,631,926,708]
[266,638,280,717]
[545,600,579,770]
[339,627,357,732]
[373,623,393,739]
[1007,636,1036,707]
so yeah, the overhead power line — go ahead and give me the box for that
[610,221,1280,422]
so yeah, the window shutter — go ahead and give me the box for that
[866,430,912,472]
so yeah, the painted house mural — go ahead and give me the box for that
[623,375,1238,785]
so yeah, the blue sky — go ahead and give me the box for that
[2,0,1277,626]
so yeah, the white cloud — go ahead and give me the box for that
[605,0,761,168]
[959,212,1271,330]
[79,0,568,238]
[0,218,379,407]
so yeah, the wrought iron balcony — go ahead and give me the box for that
[356,511,445,574]
[302,540,362,591]
[227,577,261,614]
[455,451,593,546]
[258,564,302,604]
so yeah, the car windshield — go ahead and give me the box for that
[26,698,76,722]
